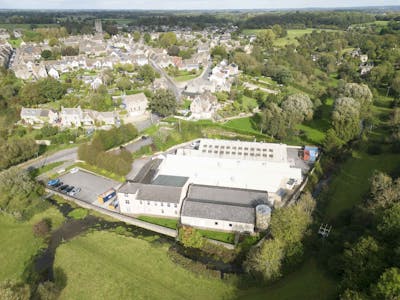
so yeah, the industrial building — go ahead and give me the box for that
[117,139,308,233]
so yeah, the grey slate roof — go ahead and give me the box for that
[137,185,183,203]
[152,175,189,187]
[182,184,269,224]
[183,200,255,224]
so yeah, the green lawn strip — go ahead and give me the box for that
[137,216,178,229]
[197,229,235,244]
[34,161,65,177]
[224,117,261,135]
[67,208,88,220]
[54,231,235,300]
[237,259,337,300]
[67,162,125,183]
[0,214,45,281]
[324,151,400,220]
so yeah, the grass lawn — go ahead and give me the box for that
[274,29,340,47]
[8,38,23,48]
[237,259,337,300]
[324,151,400,220]
[173,70,202,82]
[33,161,65,177]
[296,98,334,145]
[0,214,44,281]
[224,116,261,135]
[54,231,235,300]
[67,162,125,183]
[197,229,235,244]
[67,208,88,220]
[137,216,179,229]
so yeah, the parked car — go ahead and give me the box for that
[70,167,79,174]
[64,186,74,194]
[68,187,81,196]
[47,178,60,186]
[58,184,69,191]
[53,182,63,188]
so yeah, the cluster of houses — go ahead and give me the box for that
[117,139,307,233]
[20,92,150,128]
[20,106,119,128]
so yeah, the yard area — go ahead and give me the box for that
[238,259,337,300]
[224,116,261,135]
[137,216,178,229]
[0,207,65,282]
[197,229,235,244]
[54,231,236,300]
[324,150,400,220]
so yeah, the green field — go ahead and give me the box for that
[242,28,340,47]
[137,216,179,229]
[54,231,235,300]
[238,259,337,300]
[224,116,261,135]
[0,214,44,281]
[324,150,400,220]
[198,229,235,244]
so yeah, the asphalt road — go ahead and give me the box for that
[149,58,182,100]
[29,147,79,169]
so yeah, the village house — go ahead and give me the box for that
[123,93,148,117]
[190,92,219,120]
[20,108,59,125]
[60,106,84,127]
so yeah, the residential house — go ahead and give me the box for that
[123,93,148,117]
[20,108,58,125]
[190,92,218,120]
[60,106,83,127]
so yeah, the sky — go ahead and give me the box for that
[0,0,399,10]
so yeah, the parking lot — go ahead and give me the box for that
[56,169,121,205]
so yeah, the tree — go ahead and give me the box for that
[137,64,157,83]
[0,166,41,215]
[332,97,361,142]
[392,72,400,96]
[48,37,59,47]
[260,103,286,139]
[0,280,30,300]
[281,93,314,126]
[35,281,60,300]
[116,77,132,91]
[255,29,276,49]
[41,50,52,60]
[377,203,400,239]
[340,289,365,300]
[159,32,177,48]
[179,226,204,248]
[0,138,39,170]
[369,172,400,209]
[323,128,344,154]
[167,45,180,56]
[133,31,141,42]
[343,83,373,116]
[342,236,384,291]
[143,32,151,44]
[148,89,177,117]
[373,268,400,300]
[211,45,228,61]
[244,238,284,281]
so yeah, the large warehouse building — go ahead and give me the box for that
[117,139,307,233]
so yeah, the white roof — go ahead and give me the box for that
[156,153,302,194]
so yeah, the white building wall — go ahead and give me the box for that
[118,192,180,218]
[181,216,254,233]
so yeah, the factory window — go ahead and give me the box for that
[214,150,218,154]
[229,224,232,227]
[175,210,178,215]
[214,222,218,225]
[244,147,249,150]
[154,203,157,206]
[140,201,142,205]
[125,200,130,205]
[269,154,274,158]
[161,210,164,214]
[124,193,129,197]
[226,146,231,149]
[174,204,177,208]
[167,203,170,207]
[161,203,163,207]
[208,150,212,153]
[147,201,150,205]
[269,149,273,152]
[238,152,242,155]
[202,150,206,153]
[262,154,267,157]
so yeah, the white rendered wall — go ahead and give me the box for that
[181,216,254,233]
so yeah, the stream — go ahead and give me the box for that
[33,198,237,283]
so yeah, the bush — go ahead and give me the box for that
[33,219,51,237]
[178,226,205,249]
